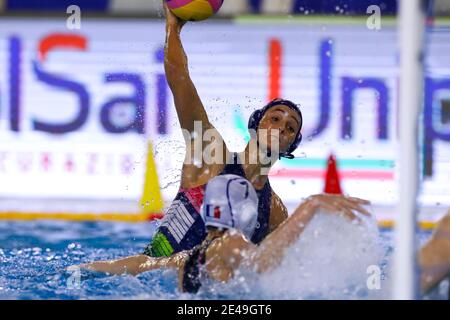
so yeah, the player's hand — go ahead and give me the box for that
[162,0,186,31]
[306,193,371,222]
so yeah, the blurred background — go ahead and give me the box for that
[2,0,450,16]
[0,0,449,16]
[0,0,449,225]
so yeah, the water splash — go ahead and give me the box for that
[0,220,443,299]
[254,212,387,299]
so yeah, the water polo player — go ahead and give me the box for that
[75,175,372,293]
[73,175,450,295]
[140,1,372,258]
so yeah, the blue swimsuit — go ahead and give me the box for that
[143,153,272,257]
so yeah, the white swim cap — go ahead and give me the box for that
[201,174,259,240]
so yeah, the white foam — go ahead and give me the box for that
[256,211,387,299]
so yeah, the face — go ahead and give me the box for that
[256,105,302,154]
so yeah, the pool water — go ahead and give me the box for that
[0,219,447,300]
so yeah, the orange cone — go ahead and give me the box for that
[324,154,343,194]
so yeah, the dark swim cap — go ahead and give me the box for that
[247,98,303,159]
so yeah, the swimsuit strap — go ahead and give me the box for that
[251,180,272,244]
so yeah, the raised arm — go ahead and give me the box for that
[163,2,211,134]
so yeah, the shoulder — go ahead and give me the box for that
[215,231,250,249]
[208,231,253,260]
[205,231,254,275]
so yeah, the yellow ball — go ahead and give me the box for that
[166,0,224,22]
